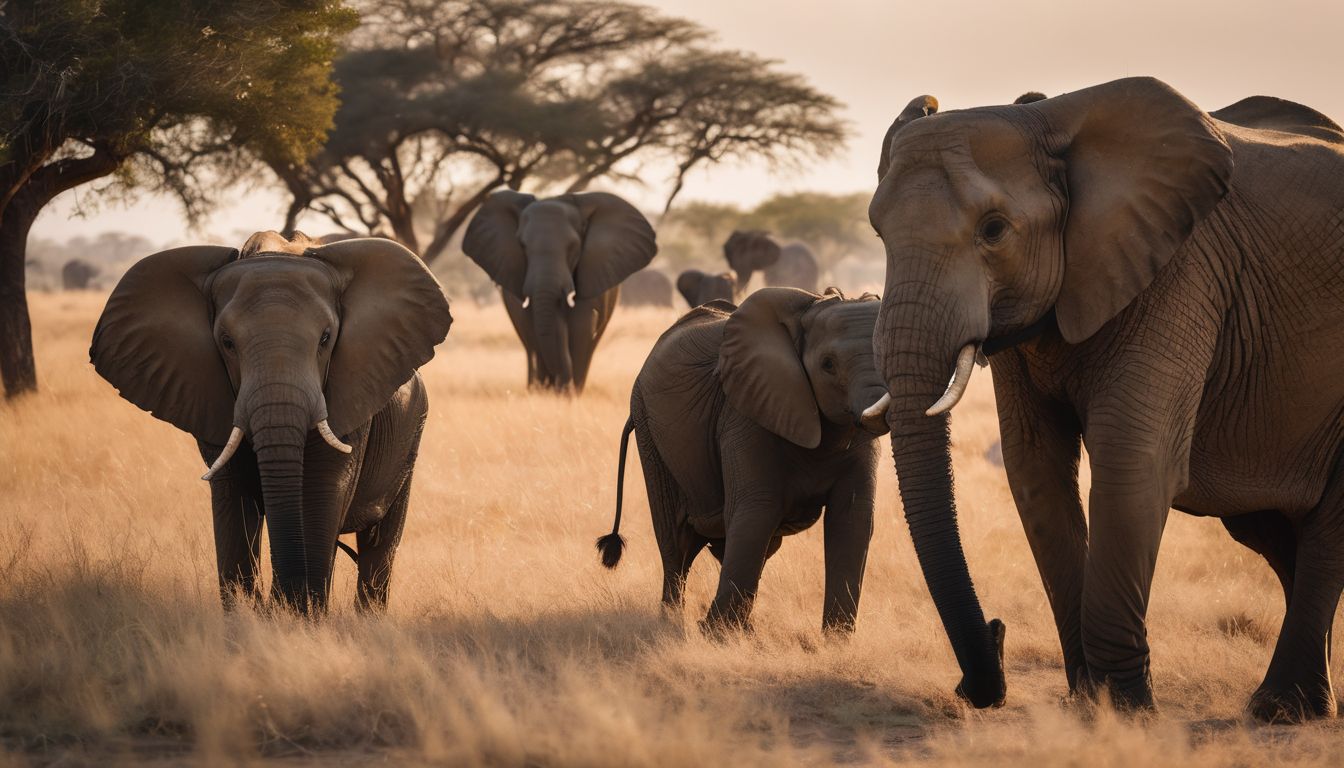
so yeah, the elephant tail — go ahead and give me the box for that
[596,416,634,568]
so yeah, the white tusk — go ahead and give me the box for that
[202,426,244,481]
[861,392,891,421]
[522,296,531,309]
[566,290,576,307]
[925,344,979,417]
[316,419,353,454]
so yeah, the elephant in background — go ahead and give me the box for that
[722,230,819,293]
[676,268,736,308]
[597,288,889,632]
[869,77,1344,719]
[463,191,657,392]
[91,231,452,613]
[62,259,98,290]
[620,268,674,308]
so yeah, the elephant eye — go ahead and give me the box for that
[220,334,234,351]
[821,356,837,375]
[979,215,1010,246]
[319,328,331,347]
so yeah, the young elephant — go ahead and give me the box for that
[597,288,890,632]
[676,268,737,308]
[90,232,452,613]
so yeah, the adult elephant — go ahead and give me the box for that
[867,78,1344,719]
[620,268,674,308]
[463,190,657,392]
[722,230,819,293]
[90,231,452,613]
[62,258,98,290]
[676,268,736,308]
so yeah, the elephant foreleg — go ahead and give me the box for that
[994,363,1090,692]
[209,481,263,608]
[356,471,413,613]
[821,454,876,634]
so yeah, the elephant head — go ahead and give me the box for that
[90,233,452,611]
[867,77,1233,706]
[722,230,782,288]
[718,287,889,449]
[462,190,656,390]
[676,268,737,308]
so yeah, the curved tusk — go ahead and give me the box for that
[202,426,244,481]
[316,419,353,454]
[522,296,531,309]
[861,392,891,421]
[566,290,576,308]
[925,343,979,417]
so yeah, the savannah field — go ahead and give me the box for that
[2,290,1343,767]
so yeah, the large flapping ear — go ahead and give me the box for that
[878,95,939,179]
[1210,96,1344,144]
[1030,77,1233,343]
[571,192,657,298]
[676,269,705,306]
[461,190,535,299]
[717,287,822,448]
[90,246,239,444]
[310,238,453,436]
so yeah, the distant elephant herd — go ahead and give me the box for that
[90,78,1344,723]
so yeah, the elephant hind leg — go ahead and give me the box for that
[1221,509,1296,605]
[355,472,413,613]
[1251,464,1344,721]
[632,419,702,608]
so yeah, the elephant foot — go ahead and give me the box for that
[1249,682,1336,723]
[700,603,753,639]
[1083,669,1157,714]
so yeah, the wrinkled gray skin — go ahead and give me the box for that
[598,289,890,632]
[722,230,819,293]
[91,232,452,613]
[871,78,1344,719]
[620,268,674,308]
[676,268,737,308]
[463,190,657,393]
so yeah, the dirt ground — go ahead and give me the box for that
[2,292,1342,766]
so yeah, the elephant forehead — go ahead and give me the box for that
[212,256,340,310]
[807,300,880,340]
[521,200,581,230]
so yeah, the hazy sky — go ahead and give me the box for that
[32,0,1344,245]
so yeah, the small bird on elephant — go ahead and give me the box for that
[596,287,891,634]
[90,231,452,614]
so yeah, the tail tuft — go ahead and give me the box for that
[596,533,626,569]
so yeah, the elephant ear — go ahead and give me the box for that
[462,190,535,299]
[90,246,239,444]
[572,192,657,298]
[1031,77,1234,343]
[310,238,453,436]
[676,269,704,306]
[1210,96,1344,144]
[717,287,822,449]
[878,95,939,180]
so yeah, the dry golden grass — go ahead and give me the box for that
[2,291,1342,766]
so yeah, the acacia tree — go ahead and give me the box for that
[277,0,847,267]
[0,0,355,397]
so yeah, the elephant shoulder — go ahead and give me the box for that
[1211,96,1344,145]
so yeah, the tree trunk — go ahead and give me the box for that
[0,196,41,398]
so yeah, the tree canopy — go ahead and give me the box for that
[0,0,356,396]
[274,0,849,265]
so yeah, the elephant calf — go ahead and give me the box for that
[91,231,452,613]
[597,288,889,632]
[676,268,737,308]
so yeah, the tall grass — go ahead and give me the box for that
[1,292,1340,765]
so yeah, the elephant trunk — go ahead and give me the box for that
[530,289,574,391]
[235,355,335,614]
[878,272,1004,708]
